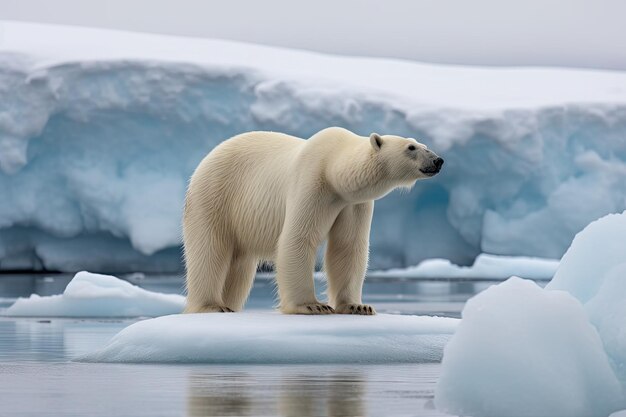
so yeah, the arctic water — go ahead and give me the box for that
[0,275,502,417]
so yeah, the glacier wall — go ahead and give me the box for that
[1,22,626,272]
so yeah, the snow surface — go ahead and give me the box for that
[78,312,458,364]
[4,271,184,317]
[1,21,626,271]
[435,277,623,417]
[372,253,558,280]
[436,211,626,416]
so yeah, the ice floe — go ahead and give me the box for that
[79,312,458,364]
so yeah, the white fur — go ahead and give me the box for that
[183,127,441,314]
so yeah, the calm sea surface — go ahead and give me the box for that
[0,274,514,417]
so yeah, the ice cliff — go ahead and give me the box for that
[1,21,626,272]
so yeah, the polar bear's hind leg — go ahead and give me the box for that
[183,213,234,313]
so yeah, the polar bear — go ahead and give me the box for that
[183,127,443,315]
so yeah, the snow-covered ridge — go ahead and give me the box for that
[5,22,626,109]
[1,21,626,271]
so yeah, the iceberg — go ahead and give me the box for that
[434,277,623,417]
[436,211,626,416]
[4,271,185,317]
[1,21,626,272]
[78,312,458,364]
[371,253,559,280]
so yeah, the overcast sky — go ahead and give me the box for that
[2,0,625,70]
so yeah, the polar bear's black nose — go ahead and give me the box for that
[434,157,444,170]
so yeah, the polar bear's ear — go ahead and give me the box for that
[370,133,383,151]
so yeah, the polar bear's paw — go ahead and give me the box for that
[283,303,336,315]
[335,304,376,315]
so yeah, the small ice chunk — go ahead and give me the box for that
[435,277,623,417]
[78,312,458,364]
[4,271,185,317]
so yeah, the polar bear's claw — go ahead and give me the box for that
[336,304,376,315]
[286,303,335,315]
[191,305,234,313]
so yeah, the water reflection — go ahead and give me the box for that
[187,370,366,417]
[0,317,133,362]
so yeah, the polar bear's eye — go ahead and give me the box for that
[408,145,416,151]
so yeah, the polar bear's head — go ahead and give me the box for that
[369,133,443,185]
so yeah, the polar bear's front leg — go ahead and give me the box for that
[326,202,376,315]
[276,201,336,315]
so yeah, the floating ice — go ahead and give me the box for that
[78,312,458,364]
[4,271,185,317]
[1,21,626,272]
[372,253,558,280]
[435,277,624,417]
[611,411,626,417]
